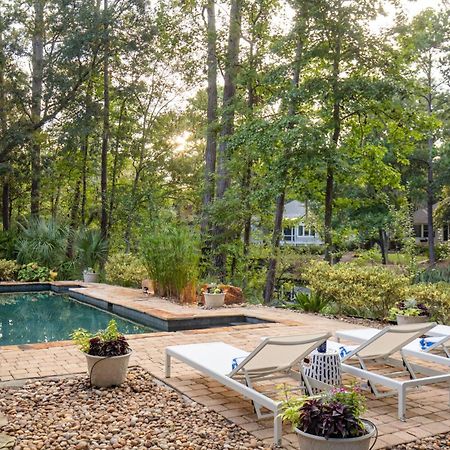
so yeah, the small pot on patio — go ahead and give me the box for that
[202,283,225,309]
[281,387,377,450]
[389,299,430,326]
[83,268,99,283]
[71,320,132,387]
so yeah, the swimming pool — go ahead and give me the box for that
[0,291,153,346]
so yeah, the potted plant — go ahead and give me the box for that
[71,320,132,387]
[202,283,225,309]
[389,298,430,325]
[281,386,377,450]
[83,267,99,283]
[76,229,108,283]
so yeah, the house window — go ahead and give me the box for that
[423,224,428,238]
[297,224,314,237]
[415,224,432,239]
[283,227,294,241]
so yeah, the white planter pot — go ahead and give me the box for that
[83,272,99,283]
[396,315,429,325]
[84,351,131,387]
[296,420,376,450]
[204,293,225,309]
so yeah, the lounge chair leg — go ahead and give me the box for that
[273,412,282,446]
[398,385,406,421]
[165,353,171,378]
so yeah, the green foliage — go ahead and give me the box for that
[105,252,148,288]
[435,244,450,262]
[16,219,68,268]
[288,291,329,313]
[141,222,199,298]
[0,259,19,281]
[303,260,409,319]
[415,266,450,284]
[71,320,129,356]
[17,263,57,282]
[0,230,18,260]
[75,229,108,273]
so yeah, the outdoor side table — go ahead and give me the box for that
[303,349,341,392]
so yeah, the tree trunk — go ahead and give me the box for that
[263,189,285,304]
[66,178,81,259]
[213,0,242,278]
[30,0,45,218]
[100,0,109,241]
[108,99,126,233]
[0,29,9,231]
[2,182,9,231]
[378,228,389,265]
[426,66,435,264]
[262,15,305,304]
[324,31,341,263]
[201,0,218,240]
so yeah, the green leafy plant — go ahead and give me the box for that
[75,228,108,274]
[71,320,130,356]
[203,283,224,294]
[141,222,199,298]
[17,263,57,282]
[388,298,430,320]
[16,219,68,268]
[415,266,450,284]
[288,291,329,313]
[281,386,367,439]
[105,252,148,288]
[0,259,19,281]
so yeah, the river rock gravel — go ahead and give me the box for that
[0,367,271,450]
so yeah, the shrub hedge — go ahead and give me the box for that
[0,259,19,281]
[105,252,148,288]
[303,260,450,323]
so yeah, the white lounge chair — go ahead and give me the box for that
[336,323,450,344]
[327,323,450,420]
[165,332,331,445]
[335,324,450,366]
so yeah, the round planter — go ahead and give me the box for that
[296,420,376,450]
[83,272,99,283]
[396,315,429,325]
[84,351,131,387]
[204,293,225,309]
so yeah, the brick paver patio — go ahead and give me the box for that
[1,283,450,449]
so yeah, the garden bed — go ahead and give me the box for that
[0,367,270,450]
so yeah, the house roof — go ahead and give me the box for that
[284,200,307,219]
[413,204,437,225]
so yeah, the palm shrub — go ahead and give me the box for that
[75,228,108,274]
[288,291,329,313]
[106,252,148,288]
[141,222,199,299]
[16,218,68,268]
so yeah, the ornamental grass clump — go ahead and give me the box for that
[281,386,368,439]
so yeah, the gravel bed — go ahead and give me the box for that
[391,433,450,449]
[0,368,271,450]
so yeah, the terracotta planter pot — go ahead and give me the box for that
[204,293,225,309]
[84,351,131,387]
[83,272,99,283]
[296,420,376,450]
[396,315,429,325]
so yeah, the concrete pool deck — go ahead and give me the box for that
[1,283,450,449]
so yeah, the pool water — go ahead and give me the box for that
[0,292,153,346]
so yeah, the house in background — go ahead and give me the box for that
[413,204,450,244]
[281,200,323,246]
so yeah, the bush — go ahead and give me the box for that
[16,219,68,268]
[75,228,108,273]
[0,259,18,281]
[415,266,450,284]
[287,291,329,313]
[17,263,57,282]
[303,261,409,319]
[141,222,199,298]
[106,253,148,288]
[403,283,450,324]
[436,244,450,262]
